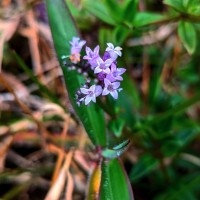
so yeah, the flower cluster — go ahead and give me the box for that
[64,36,126,106]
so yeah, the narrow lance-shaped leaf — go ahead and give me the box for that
[133,12,164,27]
[99,159,134,200]
[129,154,159,182]
[178,21,197,55]
[163,0,186,12]
[83,0,116,26]
[102,139,130,159]
[45,0,106,146]
[104,0,123,23]
[123,0,139,23]
[148,91,200,125]
[86,163,102,200]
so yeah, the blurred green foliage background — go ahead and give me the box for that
[1,0,200,199]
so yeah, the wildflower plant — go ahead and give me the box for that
[44,0,200,198]
[46,0,133,199]
[2,0,200,198]
[63,37,126,106]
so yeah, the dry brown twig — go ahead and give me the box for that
[0,73,48,148]
[19,9,43,80]
[44,150,74,200]
[0,17,20,71]
[0,135,13,172]
[65,171,74,200]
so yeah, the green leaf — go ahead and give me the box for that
[104,0,123,23]
[101,149,121,159]
[113,25,130,45]
[113,139,130,150]
[87,164,101,200]
[161,129,200,156]
[45,0,106,146]
[182,0,190,8]
[187,0,200,15]
[99,159,134,200]
[123,0,138,23]
[164,0,200,15]
[133,12,164,27]
[83,0,116,25]
[155,172,200,200]
[108,118,125,137]
[121,74,141,108]
[129,154,159,182]
[163,0,186,12]
[148,45,173,104]
[98,28,113,52]
[148,91,200,126]
[66,1,80,17]
[178,21,197,54]
[188,4,200,15]
[114,74,141,130]
[99,26,129,51]
[102,139,130,159]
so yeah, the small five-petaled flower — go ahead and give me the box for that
[66,36,126,106]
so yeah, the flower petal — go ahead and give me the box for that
[94,67,102,74]
[115,51,122,56]
[104,67,110,74]
[105,58,113,67]
[109,52,118,60]
[106,74,115,82]
[102,88,109,96]
[89,85,96,92]
[117,68,126,74]
[111,90,118,99]
[80,88,89,94]
[111,63,117,71]
[83,55,90,60]
[115,46,122,51]
[85,46,91,55]
[95,85,102,96]
[91,95,96,103]
[79,40,86,47]
[104,78,111,86]
[106,47,112,52]
[97,57,104,65]
[85,96,92,105]
[112,82,120,89]
[116,76,123,81]
[94,45,100,54]
[107,43,114,48]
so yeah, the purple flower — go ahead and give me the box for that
[106,43,122,61]
[70,37,86,55]
[102,51,111,61]
[80,85,102,105]
[106,63,126,82]
[83,46,100,69]
[94,58,113,74]
[102,78,120,99]
[97,72,106,81]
